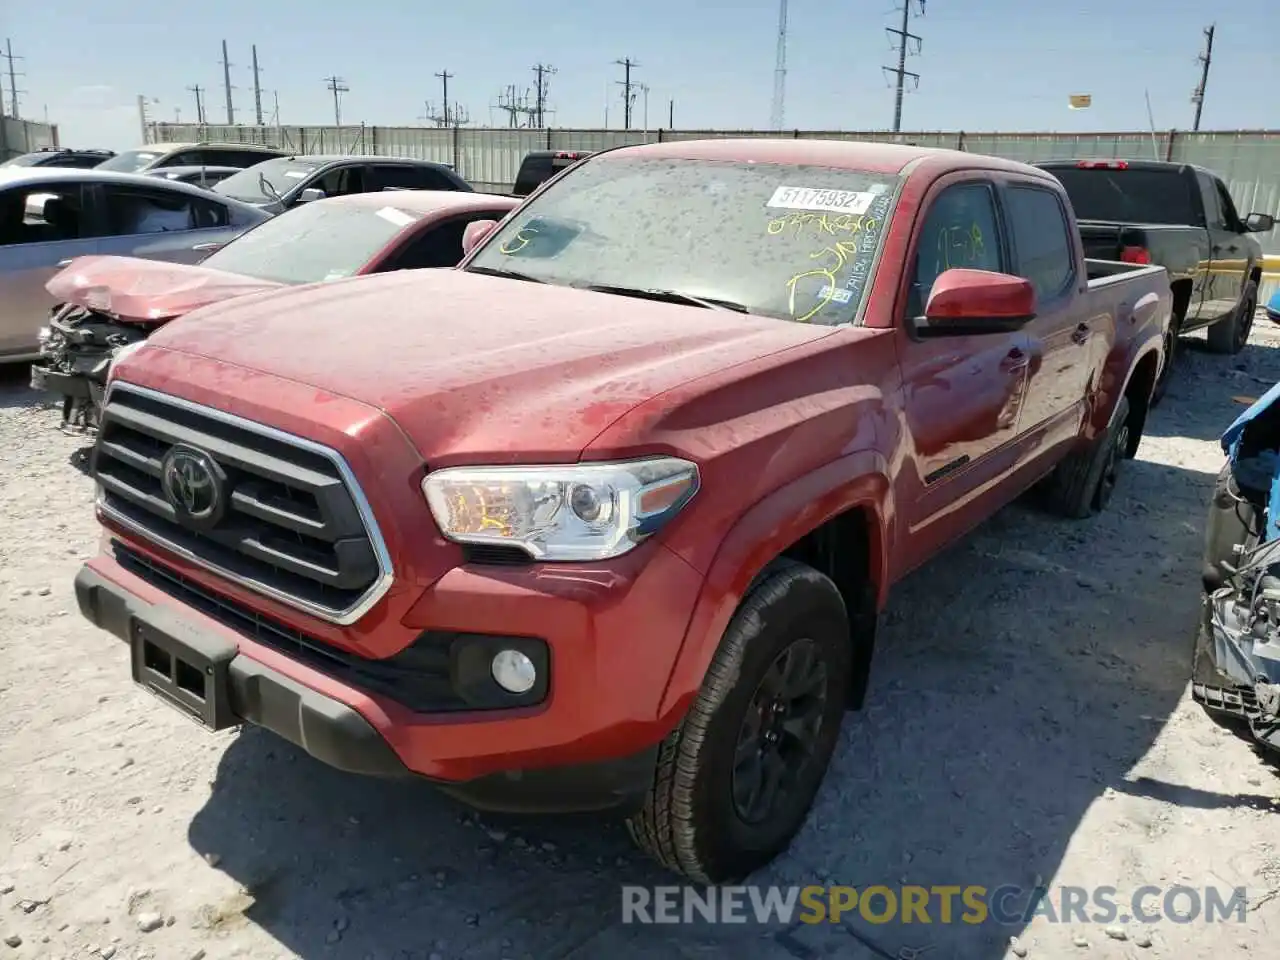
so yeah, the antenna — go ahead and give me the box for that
[769,0,788,130]
[324,75,349,126]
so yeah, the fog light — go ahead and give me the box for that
[491,649,537,694]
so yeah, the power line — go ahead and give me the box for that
[186,84,206,124]
[614,58,639,130]
[324,75,349,126]
[219,40,235,125]
[251,45,264,126]
[883,0,925,133]
[770,0,788,130]
[3,38,26,120]
[1191,23,1214,132]
[532,63,556,128]
[434,70,454,127]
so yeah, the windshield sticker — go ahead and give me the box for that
[323,270,351,281]
[817,285,853,305]
[766,186,875,216]
[375,206,416,227]
[282,170,308,179]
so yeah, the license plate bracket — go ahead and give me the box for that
[129,611,237,731]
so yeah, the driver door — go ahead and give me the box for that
[895,177,1035,573]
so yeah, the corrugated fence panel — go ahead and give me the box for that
[1,117,59,159]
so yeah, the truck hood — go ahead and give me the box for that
[144,268,838,463]
[46,255,286,323]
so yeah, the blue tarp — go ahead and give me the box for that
[1221,379,1280,542]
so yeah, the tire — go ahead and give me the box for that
[1150,313,1181,408]
[1042,395,1132,519]
[626,559,853,884]
[1205,282,1257,355]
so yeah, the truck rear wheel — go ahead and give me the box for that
[1205,282,1257,355]
[626,559,852,883]
[1042,396,1131,519]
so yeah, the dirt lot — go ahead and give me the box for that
[3,322,1280,960]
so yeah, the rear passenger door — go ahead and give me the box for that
[91,184,234,264]
[999,179,1088,435]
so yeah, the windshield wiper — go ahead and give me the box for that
[466,265,545,283]
[580,284,749,313]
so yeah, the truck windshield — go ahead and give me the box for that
[201,200,420,284]
[1045,166,1197,225]
[466,157,901,325]
[215,158,322,203]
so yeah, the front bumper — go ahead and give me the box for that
[74,542,696,813]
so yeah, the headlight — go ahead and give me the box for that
[36,326,52,346]
[422,456,699,562]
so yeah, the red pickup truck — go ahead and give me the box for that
[74,139,1171,883]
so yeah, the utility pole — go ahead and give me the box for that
[434,70,454,127]
[614,58,639,129]
[638,83,650,133]
[220,40,235,124]
[1191,24,1215,132]
[187,84,206,124]
[532,63,556,128]
[769,0,788,130]
[324,75,349,126]
[669,98,674,128]
[251,45,264,125]
[2,38,26,119]
[883,0,925,133]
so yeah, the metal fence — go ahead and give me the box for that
[150,123,1280,298]
[0,116,59,160]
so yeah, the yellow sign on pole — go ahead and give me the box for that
[1068,94,1093,110]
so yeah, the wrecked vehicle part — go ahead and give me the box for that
[1192,380,1280,753]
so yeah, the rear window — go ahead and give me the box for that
[1044,167,1197,226]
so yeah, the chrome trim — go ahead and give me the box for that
[97,380,395,627]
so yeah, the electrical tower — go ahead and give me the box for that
[769,0,788,130]
[251,45,264,125]
[1191,24,1214,132]
[187,84,207,124]
[3,39,26,119]
[433,70,455,127]
[532,63,556,128]
[614,58,639,129]
[883,0,925,133]
[423,98,471,127]
[491,86,534,127]
[220,40,235,124]
[324,75,349,126]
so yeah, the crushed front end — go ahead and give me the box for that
[1192,381,1280,752]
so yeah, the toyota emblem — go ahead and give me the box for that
[160,444,226,526]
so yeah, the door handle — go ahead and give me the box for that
[1071,323,1090,345]
[191,242,222,252]
[57,258,73,268]
[1000,347,1029,372]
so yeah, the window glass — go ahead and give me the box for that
[381,218,470,270]
[0,185,86,245]
[1214,180,1240,229]
[1197,174,1224,230]
[909,182,1003,315]
[1046,167,1197,225]
[101,187,196,235]
[1006,186,1075,300]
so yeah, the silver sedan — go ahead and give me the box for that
[0,168,270,362]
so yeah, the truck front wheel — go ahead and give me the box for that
[627,559,853,883]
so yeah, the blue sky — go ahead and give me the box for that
[10,1,1278,151]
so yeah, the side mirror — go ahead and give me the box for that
[462,219,498,256]
[917,268,1037,338]
[297,187,325,204]
[1244,212,1275,233]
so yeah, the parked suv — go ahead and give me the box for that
[1,147,116,169]
[95,142,288,175]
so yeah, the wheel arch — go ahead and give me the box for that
[657,450,893,724]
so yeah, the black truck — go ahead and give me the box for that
[1036,159,1274,402]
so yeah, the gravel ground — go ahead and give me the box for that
[3,320,1280,960]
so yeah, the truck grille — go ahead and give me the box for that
[92,382,392,624]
